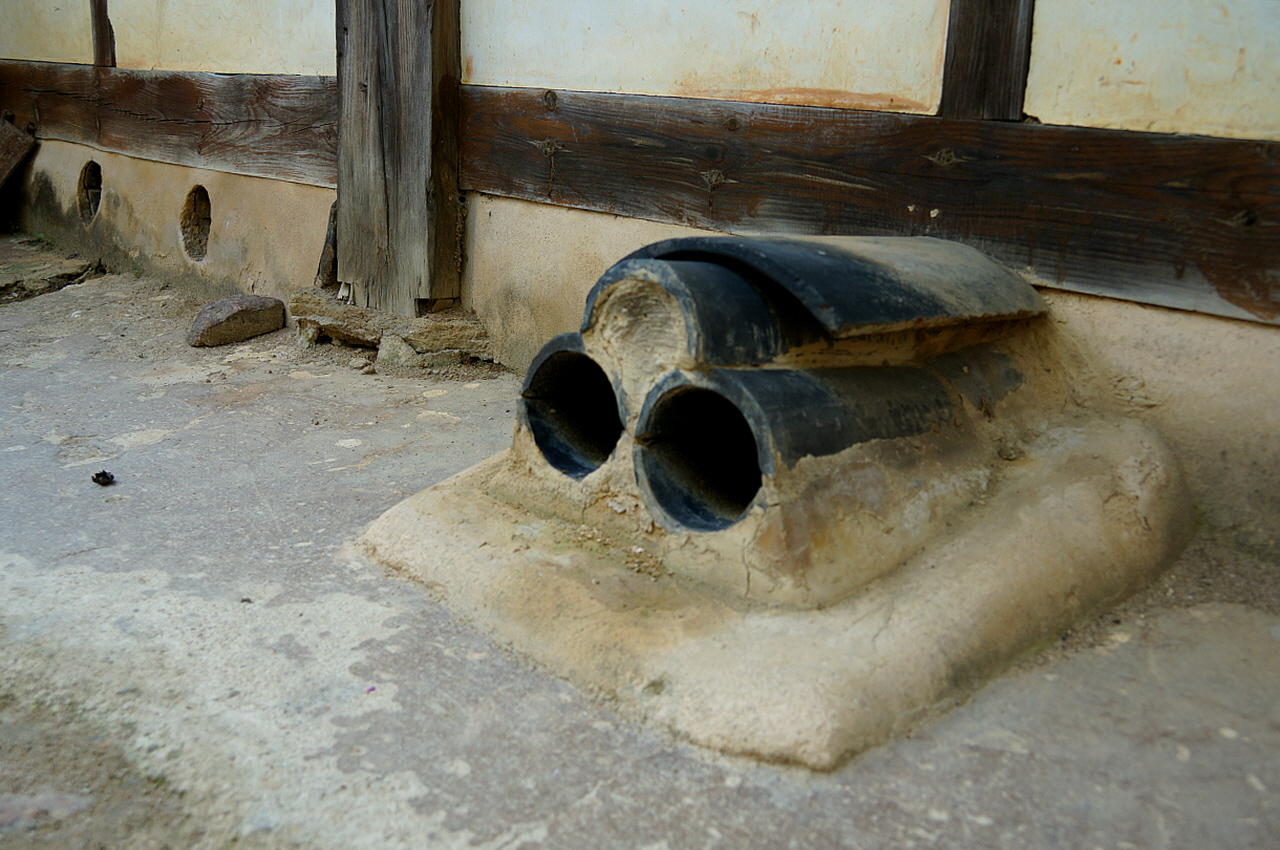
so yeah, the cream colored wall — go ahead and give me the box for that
[463,196,717,371]
[111,0,335,75]
[20,141,334,303]
[461,0,950,112]
[0,0,95,63]
[1025,0,1280,140]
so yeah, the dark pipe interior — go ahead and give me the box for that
[637,387,762,531]
[522,351,622,478]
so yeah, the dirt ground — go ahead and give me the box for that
[1,233,1278,848]
[1033,535,1280,666]
[0,692,205,849]
[0,236,510,848]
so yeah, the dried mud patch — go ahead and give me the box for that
[1022,534,1280,668]
[0,693,206,849]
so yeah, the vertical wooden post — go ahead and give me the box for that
[938,0,1036,120]
[336,0,461,316]
[91,0,116,68]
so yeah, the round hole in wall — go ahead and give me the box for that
[180,185,212,261]
[77,160,102,224]
[635,386,762,532]
[521,350,623,479]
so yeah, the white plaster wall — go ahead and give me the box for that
[1025,0,1280,140]
[461,0,950,112]
[21,141,335,303]
[111,0,335,75]
[0,0,95,64]
[463,196,717,371]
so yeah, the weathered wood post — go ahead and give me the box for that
[337,0,461,316]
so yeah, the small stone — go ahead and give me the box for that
[288,288,387,347]
[377,333,423,369]
[297,323,321,345]
[187,294,284,346]
[286,288,493,362]
[349,356,371,371]
[0,252,100,304]
[998,442,1023,461]
[396,316,491,359]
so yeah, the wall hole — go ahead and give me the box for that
[77,160,102,224]
[180,185,212,261]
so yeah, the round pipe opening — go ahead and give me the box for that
[637,387,761,531]
[522,350,622,478]
[77,160,102,224]
[180,185,212,261]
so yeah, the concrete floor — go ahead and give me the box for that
[1,247,1278,849]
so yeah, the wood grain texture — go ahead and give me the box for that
[91,0,116,68]
[939,0,1035,120]
[0,60,337,187]
[337,0,460,314]
[430,0,463,303]
[0,118,36,187]
[460,86,1280,325]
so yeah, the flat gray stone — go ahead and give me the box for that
[0,237,101,304]
[288,287,492,359]
[289,288,387,347]
[396,317,491,359]
[376,333,423,369]
[186,294,285,347]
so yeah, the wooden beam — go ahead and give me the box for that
[336,0,461,315]
[91,0,116,68]
[0,60,337,187]
[938,0,1036,120]
[460,86,1280,325]
[0,116,36,188]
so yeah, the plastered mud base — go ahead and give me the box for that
[362,415,1191,769]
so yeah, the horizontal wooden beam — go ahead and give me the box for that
[460,85,1280,325]
[0,60,337,187]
